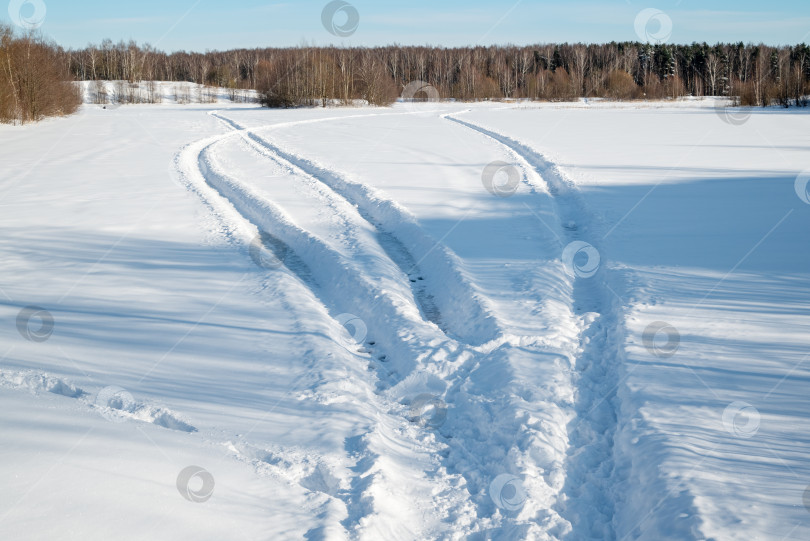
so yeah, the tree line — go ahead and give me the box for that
[0,26,81,123]
[4,30,810,122]
[64,41,810,107]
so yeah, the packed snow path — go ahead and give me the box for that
[176,108,594,538]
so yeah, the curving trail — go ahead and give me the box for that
[175,109,486,538]
[444,111,624,540]
[166,106,631,540]
[209,111,501,347]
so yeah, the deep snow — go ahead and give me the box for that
[1,89,809,540]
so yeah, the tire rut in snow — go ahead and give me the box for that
[184,114,561,537]
[194,137,475,535]
[240,130,445,334]
[374,229,445,333]
[445,113,622,540]
[211,111,495,346]
[253,230,318,289]
[217,112,446,335]
[195,133,442,382]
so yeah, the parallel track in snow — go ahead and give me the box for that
[171,107,629,540]
[445,112,623,540]
[209,111,500,347]
[175,112,486,539]
[210,113,446,338]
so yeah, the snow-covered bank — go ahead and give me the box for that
[77,80,259,107]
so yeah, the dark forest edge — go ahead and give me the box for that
[4,26,810,123]
[1,26,81,123]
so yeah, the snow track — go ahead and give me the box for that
[5,98,807,541]
[445,112,627,540]
[210,111,500,347]
[175,114,481,539]
[211,113,447,339]
[163,107,652,540]
[0,368,198,432]
[170,109,603,538]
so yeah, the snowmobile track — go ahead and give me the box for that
[445,112,624,540]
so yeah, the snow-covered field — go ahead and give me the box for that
[1,92,808,540]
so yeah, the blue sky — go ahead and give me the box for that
[5,0,810,51]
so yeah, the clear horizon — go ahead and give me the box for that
[3,0,810,53]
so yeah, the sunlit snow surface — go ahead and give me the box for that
[1,90,808,540]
